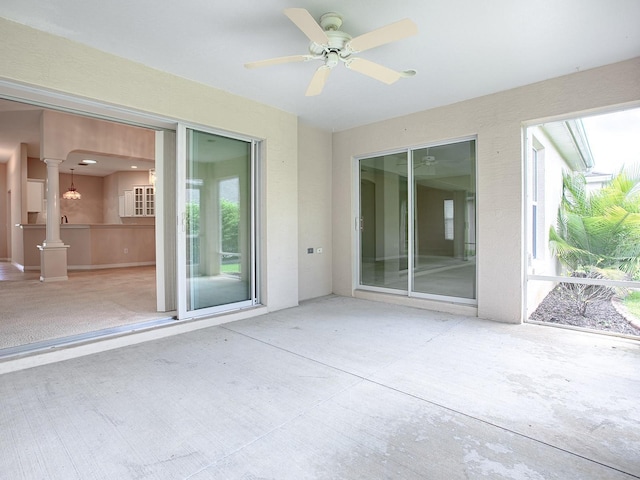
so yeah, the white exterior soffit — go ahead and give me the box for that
[540,119,595,172]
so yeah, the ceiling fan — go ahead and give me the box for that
[245,8,418,96]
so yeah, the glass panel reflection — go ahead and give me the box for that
[412,140,476,299]
[186,129,251,311]
[359,153,409,291]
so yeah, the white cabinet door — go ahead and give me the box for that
[133,186,145,216]
[144,186,155,216]
[120,190,133,217]
[27,180,44,212]
[131,185,155,217]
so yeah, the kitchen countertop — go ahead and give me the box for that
[20,223,154,228]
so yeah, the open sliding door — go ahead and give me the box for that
[176,124,259,319]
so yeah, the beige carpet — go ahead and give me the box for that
[0,264,170,350]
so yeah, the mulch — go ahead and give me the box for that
[529,285,640,336]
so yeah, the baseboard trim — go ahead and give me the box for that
[23,261,156,272]
[68,262,156,270]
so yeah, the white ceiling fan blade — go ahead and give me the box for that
[284,8,329,45]
[345,57,402,85]
[305,66,331,96]
[347,18,418,53]
[244,54,313,69]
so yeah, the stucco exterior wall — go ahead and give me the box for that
[297,121,333,301]
[333,57,640,323]
[525,125,572,315]
[0,17,299,312]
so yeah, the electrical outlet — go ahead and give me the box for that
[124,248,129,254]
[307,247,314,254]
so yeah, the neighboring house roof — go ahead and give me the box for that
[541,119,595,172]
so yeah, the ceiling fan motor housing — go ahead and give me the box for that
[319,12,343,31]
[309,12,353,61]
[309,31,353,56]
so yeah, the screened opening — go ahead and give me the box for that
[525,107,640,337]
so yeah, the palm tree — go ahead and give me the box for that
[549,168,640,279]
[549,168,640,315]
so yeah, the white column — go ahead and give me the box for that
[38,158,69,282]
[43,158,64,247]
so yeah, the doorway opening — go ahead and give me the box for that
[525,106,640,338]
[0,97,170,353]
[1,88,262,356]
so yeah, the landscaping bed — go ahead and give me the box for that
[529,285,640,336]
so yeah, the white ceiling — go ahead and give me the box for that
[0,0,639,149]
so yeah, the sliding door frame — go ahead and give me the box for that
[0,81,263,323]
[176,123,261,320]
[354,136,478,306]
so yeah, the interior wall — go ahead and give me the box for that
[103,170,153,224]
[297,121,332,301]
[0,17,299,312]
[27,157,46,179]
[59,172,103,224]
[102,173,119,224]
[20,165,150,226]
[415,186,452,257]
[41,110,155,162]
[333,57,640,323]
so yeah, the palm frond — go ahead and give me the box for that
[549,169,640,278]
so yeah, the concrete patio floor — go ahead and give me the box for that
[1,295,639,479]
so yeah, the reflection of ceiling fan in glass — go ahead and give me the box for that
[396,152,438,175]
[417,155,437,175]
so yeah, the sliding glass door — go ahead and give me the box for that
[177,126,258,318]
[358,138,476,303]
[411,140,476,300]
[359,152,409,292]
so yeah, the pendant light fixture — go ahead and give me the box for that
[62,168,81,200]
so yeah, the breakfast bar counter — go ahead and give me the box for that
[20,224,155,271]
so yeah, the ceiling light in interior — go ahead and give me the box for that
[62,168,81,200]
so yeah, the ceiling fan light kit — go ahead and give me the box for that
[245,8,418,96]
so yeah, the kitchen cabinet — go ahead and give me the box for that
[134,185,155,216]
[120,185,154,217]
[119,190,134,217]
[27,179,45,212]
